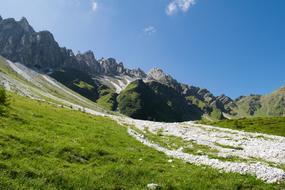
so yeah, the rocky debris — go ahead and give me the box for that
[128,128,285,183]
[125,118,285,165]
[110,115,285,183]
[147,183,160,190]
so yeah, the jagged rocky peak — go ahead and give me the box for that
[125,68,147,78]
[99,57,125,75]
[76,50,97,65]
[147,68,168,81]
[147,67,182,91]
[75,50,101,74]
[37,30,57,43]
[216,94,234,105]
[0,16,77,69]
[0,15,2,22]
[19,17,34,32]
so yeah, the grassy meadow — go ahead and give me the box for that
[0,93,284,189]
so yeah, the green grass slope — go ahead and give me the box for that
[96,85,118,111]
[0,93,283,189]
[234,85,285,117]
[201,117,285,137]
[50,68,99,102]
[117,80,202,122]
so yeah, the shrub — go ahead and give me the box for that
[0,86,9,115]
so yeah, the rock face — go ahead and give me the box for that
[0,17,145,77]
[125,68,146,78]
[147,68,180,90]
[98,58,124,75]
[75,51,101,74]
[0,17,66,69]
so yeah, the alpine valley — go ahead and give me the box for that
[1,16,285,189]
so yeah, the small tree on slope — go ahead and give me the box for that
[0,86,9,115]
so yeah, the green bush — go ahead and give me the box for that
[0,86,8,115]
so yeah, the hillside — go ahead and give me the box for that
[201,117,285,137]
[235,85,285,117]
[2,93,284,189]
[117,80,202,122]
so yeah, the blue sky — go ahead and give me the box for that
[0,0,284,98]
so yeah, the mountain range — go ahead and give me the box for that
[0,16,284,121]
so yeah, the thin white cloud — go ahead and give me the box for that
[91,0,98,12]
[144,26,157,36]
[166,0,196,15]
[166,2,178,15]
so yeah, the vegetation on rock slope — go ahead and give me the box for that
[0,85,8,115]
[0,93,283,189]
[50,68,99,102]
[234,85,285,117]
[117,80,202,122]
[96,85,118,111]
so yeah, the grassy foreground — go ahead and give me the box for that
[201,117,285,137]
[0,94,284,189]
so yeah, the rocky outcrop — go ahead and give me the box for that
[75,50,101,74]
[125,68,146,78]
[98,58,124,75]
[147,68,181,91]
[0,16,146,77]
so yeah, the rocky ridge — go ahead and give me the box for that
[0,16,145,78]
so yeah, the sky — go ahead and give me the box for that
[0,0,284,98]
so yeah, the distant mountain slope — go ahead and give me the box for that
[50,68,99,102]
[117,79,202,122]
[0,56,106,114]
[235,85,285,117]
